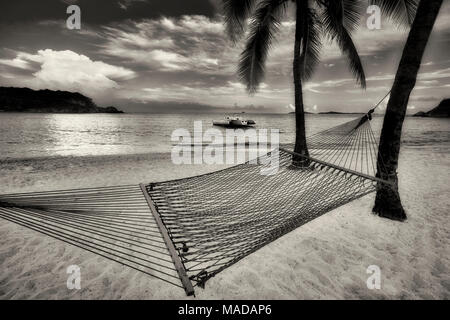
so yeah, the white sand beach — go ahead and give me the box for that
[0,145,449,300]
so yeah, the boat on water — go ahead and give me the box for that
[213,115,256,128]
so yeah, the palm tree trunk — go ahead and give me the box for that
[292,0,310,167]
[373,0,443,221]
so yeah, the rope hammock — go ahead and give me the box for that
[0,97,392,296]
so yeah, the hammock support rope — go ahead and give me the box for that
[0,104,392,296]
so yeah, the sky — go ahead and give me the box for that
[0,0,449,114]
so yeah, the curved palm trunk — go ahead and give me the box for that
[292,1,310,167]
[373,0,443,221]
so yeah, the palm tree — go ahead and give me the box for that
[221,0,366,166]
[370,0,443,221]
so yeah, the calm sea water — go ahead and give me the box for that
[0,113,448,160]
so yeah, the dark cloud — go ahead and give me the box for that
[0,0,217,24]
[409,96,440,102]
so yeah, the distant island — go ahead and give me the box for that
[288,111,364,115]
[318,111,365,115]
[413,99,449,118]
[0,87,123,113]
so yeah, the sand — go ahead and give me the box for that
[0,147,449,299]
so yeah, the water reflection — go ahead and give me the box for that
[0,113,448,160]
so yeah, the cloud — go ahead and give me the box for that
[124,81,285,109]
[118,0,147,10]
[103,25,175,49]
[346,86,390,93]
[0,52,35,70]
[306,104,319,113]
[100,16,233,74]
[148,49,190,70]
[304,79,355,94]
[157,15,224,34]
[178,15,224,34]
[420,80,440,85]
[366,67,450,85]
[418,67,450,80]
[0,49,136,97]
[409,96,440,102]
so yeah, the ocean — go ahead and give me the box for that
[1,113,448,159]
[0,112,448,193]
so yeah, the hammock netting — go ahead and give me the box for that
[0,114,390,296]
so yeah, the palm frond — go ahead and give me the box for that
[299,8,322,81]
[317,0,363,33]
[369,0,419,26]
[341,0,364,32]
[337,29,366,88]
[222,0,258,42]
[321,0,366,88]
[238,0,288,94]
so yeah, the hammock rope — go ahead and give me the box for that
[0,96,392,296]
[144,115,388,293]
[0,185,183,288]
